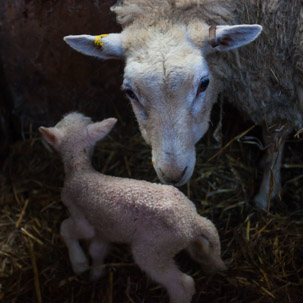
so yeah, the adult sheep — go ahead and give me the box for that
[64,0,303,209]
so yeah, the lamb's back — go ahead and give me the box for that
[63,171,198,243]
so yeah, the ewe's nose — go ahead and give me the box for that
[159,166,188,186]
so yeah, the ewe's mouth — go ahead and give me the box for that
[158,166,188,186]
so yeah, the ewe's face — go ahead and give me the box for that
[63,22,262,186]
[123,36,214,186]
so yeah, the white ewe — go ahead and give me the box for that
[39,112,226,303]
[63,0,303,210]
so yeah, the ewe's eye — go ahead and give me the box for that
[198,77,209,94]
[125,89,137,100]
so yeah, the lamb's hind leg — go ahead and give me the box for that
[132,243,195,303]
[60,217,95,275]
[254,123,291,210]
[187,236,226,274]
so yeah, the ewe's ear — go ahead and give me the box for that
[210,24,262,52]
[86,118,117,144]
[39,127,62,146]
[63,33,124,59]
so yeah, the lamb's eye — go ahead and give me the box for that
[125,89,137,100]
[198,78,209,93]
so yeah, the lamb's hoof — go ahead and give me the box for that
[90,268,106,281]
[202,260,227,274]
[73,261,89,275]
[216,259,228,272]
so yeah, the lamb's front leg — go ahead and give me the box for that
[60,217,95,275]
[254,123,290,210]
[89,239,110,281]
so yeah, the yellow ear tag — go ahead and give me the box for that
[94,34,109,47]
[152,161,155,165]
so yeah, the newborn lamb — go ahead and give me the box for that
[39,112,226,303]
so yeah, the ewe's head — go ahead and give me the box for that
[39,112,117,154]
[64,23,261,185]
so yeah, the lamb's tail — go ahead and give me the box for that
[187,216,227,273]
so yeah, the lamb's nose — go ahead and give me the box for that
[160,166,188,185]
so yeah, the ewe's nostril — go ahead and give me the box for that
[159,166,188,185]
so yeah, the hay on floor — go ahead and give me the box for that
[1,114,303,303]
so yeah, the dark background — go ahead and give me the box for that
[0,0,128,159]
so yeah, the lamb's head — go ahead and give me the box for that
[39,112,117,155]
[64,23,261,185]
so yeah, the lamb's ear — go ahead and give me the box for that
[86,118,117,144]
[63,33,124,59]
[39,127,62,146]
[209,24,262,52]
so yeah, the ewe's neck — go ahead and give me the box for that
[62,148,93,176]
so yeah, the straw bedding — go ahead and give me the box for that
[1,107,303,302]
